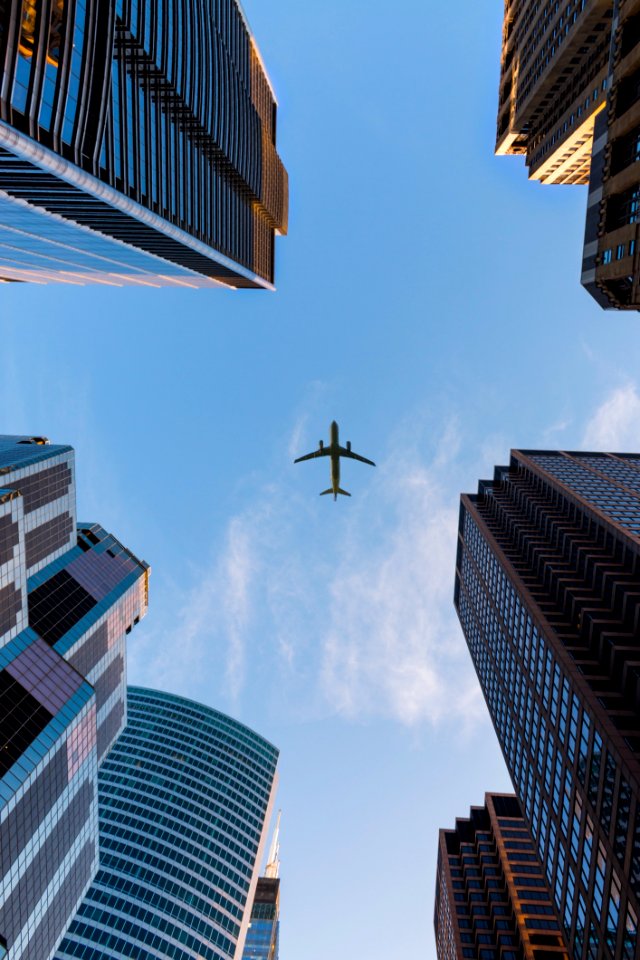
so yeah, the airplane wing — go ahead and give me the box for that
[339,447,376,466]
[294,447,330,463]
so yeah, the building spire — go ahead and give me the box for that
[265,810,281,879]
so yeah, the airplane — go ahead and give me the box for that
[294,420,375,500]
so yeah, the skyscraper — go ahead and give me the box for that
[242,813,280,960]
[56,686,279,960]
[495,1,612,185]
[581,0,640,310]
[455,450,640,960]
[0,435,148,960]
[0,0,288,289]
[434,792,568,960]
[493,0,640,309]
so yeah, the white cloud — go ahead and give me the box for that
[582,383,640,451]
[129,507,264,705]
[319,427,484,727]
[221,515,259,698]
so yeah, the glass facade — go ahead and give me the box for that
[0,0,288,288]
[0,435,148,960]
[242,877,280,960]
[455,450,640,960]
[55,686,279,960]
[435,793,568,960]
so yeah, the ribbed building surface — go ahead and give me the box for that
[0,435,148,960]
[495,0,612,184]
[455,450,640,960]
[55,686,279,960]
[581,0,640,309]
[435,793,568,960]
[0,0,287,288]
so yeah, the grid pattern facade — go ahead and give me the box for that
[0,0,287,288]
[434,793,569,960]
[242,877,279,960]
[455,450,640,960]
[55,686,279,960]
[581,0,640,309]
[496,0,612,183]
[0,435,148,960]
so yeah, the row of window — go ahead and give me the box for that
[456,500,638,960]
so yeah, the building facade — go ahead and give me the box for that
[242,812,280,960]
[434,793,568,960]
[242,877,280,960]
[581,0,640,309]
[55,686,279,960]
[0,434,148,960]
[495,0,612,185]
[455,450,640,959]
[0,0,288,289]
[493,0,640,310]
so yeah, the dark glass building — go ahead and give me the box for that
[0,0,288,288]
[434,792,568,960]
[0,435,148,960]
[55,686,279,960]
[455,450,640,960]
[242,877,280,960]
[242,812,280,960]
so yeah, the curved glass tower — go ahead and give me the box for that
[55,686,279,960]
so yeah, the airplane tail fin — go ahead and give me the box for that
[320,488,333,496]
[319,488,351,498]
[337,488,351,497]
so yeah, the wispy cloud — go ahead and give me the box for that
[319,426,481,727]
[130,501,269,705]
[582,382,640,451]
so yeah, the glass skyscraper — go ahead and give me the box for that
[242,877,280,960]
[455,450,640,960]
[242,811,280,960]
[0,435,148,960]
[0,0,288,289]
[55,686,279,960]
[434,793,568,960]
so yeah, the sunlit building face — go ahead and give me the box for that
[435,793,569,960]
[0,0,288,288]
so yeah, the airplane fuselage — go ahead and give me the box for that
[329,420,341,498]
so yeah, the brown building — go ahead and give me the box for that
[582,0,640,308]
[495,0,640,309]
[496,0,612,185]
[434,793,568,960]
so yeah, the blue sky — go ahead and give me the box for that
[3,1,640,957]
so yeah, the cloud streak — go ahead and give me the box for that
[319,433,481,727]
[582,382,640,451]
